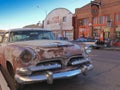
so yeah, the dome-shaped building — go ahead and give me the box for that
[44,8,73,40]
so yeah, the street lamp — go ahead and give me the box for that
[36,5,47,17]
[36,5,47,27]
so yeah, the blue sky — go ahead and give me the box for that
[0,0,91,29]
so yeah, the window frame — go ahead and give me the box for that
[63,16,67,22]
[2,32,10,43]
[79,18,89,26]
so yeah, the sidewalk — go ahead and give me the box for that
[102,46,120,51]
[0,86,1,90]
[0,70,10,90]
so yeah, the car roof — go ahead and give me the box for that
[0,28,51,32]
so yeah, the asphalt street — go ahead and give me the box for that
[0,50,120,90]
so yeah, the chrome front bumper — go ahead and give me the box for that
[15,64,94,84]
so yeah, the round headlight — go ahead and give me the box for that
[20,49,33,63]
[85,46,92,55]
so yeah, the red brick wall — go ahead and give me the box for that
[74,0,120,42]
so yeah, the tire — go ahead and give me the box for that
[6,62,23,90]
[15,81,23,90]
[96,47,100,49]
[0,65,15,90]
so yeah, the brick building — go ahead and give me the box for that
[73,0,120,46]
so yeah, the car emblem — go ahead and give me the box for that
[61,57,69,67]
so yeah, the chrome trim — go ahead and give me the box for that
[15,64,94,84]
[29,63,61,72]
[68,54,84,61]
[16,68,32,75]
[86,64,94,70]
[16,63,61,75]
[46,71,53,84]
[65,54,84,66]
[71,59,91,65]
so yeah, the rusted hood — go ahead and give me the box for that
[10,40,82,60]
[12,40,73,48]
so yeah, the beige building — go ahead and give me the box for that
[44,8,73,40]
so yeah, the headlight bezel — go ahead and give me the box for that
[82,46,92,58]
[85,46,92,55]
[20,49,35,64]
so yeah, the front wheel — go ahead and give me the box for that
[14,81,23,90]
[6,63,24,90]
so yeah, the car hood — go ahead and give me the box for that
[10,40,82,62]
[12,40,73,48]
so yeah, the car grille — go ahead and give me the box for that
[31,55,90,75]
[34,60,62,71]
[68,56,86,65]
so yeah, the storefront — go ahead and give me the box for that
[104,27,110,39]
[92,27,104,41]
[113,26,120,46]
[116,26,120,39]
[73,0,120,46]
[79,27,89,38]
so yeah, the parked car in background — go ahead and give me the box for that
[57,37,68,40]
[95,39,111,49]
[111,39,120,46]
[72,38,97,48]
[72,37,109,49]
[0,28,94,90]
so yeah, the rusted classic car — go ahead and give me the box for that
[0,28,93,90]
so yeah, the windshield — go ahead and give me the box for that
[9,30,55,42]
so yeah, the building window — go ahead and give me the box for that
[106,16,111,22]
[98,16,104,24]
[79,18,88,26]
[79,20,83,25]
[93,28,100,38]
[93,17,97,24]
[116,31,120,39]
[116,13,120,22]
[104,32,110,39]
[63,16,67,22]
[84,18,89,25]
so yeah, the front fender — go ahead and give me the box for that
[4,45,25,69]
